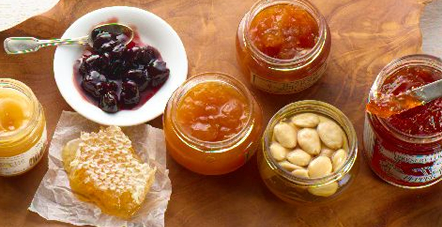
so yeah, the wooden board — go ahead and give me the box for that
[0,0,439,226]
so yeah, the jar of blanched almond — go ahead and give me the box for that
[258,100,359,203]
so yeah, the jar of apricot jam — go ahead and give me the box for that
[364,54,442,188]
[163,73,263,175]
[0,79,47,176]
[236,0,331,94]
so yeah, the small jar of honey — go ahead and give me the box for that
[163,73,263,175]
[0,79,47,176]
[236,0,331,94]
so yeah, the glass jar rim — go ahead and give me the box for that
[368,54,442,143]
[262,100,358,186]
[0,78,41,142]
[169,72,257,152]
[244,0,328,67]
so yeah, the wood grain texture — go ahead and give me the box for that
[0,0,439,226]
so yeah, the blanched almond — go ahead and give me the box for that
[332,149,347,171]
[278,161,302,171]
[317,121,344,150]
[308,182,339,197]
[291,113,320,128]
[297,128,321,155]
[273,122,297,149]
[308,156,332,178]
[292,168,309,178]
[286,149,311,167]
[320,147,334,157]
[270,142,288,161]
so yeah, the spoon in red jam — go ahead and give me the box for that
[366,79,442,118]
[4,23,134,54]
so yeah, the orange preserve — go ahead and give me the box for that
[0,79,47,176]
[249,4,319,59]
[236,0,331,94]
[163,73,263,175]
[366,90,423,118]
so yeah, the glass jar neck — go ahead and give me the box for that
[263,100,358,186]
[0,79,41,147]
[169,73,256,152]
[243,0,328,68]
[368,54,442,144]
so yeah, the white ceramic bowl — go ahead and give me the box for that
[54,6,188,126]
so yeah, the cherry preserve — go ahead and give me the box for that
[74,23,170,113]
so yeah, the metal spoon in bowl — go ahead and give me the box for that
[3,23,134,54]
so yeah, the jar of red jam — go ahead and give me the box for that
[236,0,331,94]
[163,73,263,175]
[364,54,442,188]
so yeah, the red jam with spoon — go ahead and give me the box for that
[365,91,423,119]
[363,55,442,188]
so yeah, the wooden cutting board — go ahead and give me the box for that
[0,0,438,226]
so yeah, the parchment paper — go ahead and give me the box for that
[29,111,171,227]
[0,0,59,32]
[421,0,442,58]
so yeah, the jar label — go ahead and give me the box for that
[363,117,442,185]
[0,126,47,176]
[250,62,327,94]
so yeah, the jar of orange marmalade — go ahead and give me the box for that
[0,79,47,176]
[163,73,263,175]
[236,0,331,94]
[364,55,442,188]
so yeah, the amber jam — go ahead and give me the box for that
[176,82,250,142]
[364,55,442,188]
[366,91,423,119]
[249,4,319,59]
[163,73,263,175]
[0,79,47,176]
[236,0,330,94]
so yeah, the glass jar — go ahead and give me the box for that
[258,100,358,203]
[236,0,331,94]
[0,79,47,176]
[163,73,263,175]
[363,54,442,188]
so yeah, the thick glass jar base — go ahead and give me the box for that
[367,166,442,189]
[0,142,47,177]
[258,148,359,204]
[165,141,257,175]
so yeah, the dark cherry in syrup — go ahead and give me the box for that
[149,59,170,87]
[121,80,140,106]
[100,91,119,113]
[75,23,170,113]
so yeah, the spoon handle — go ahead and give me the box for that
[411,79,442,104]
[4,36,89,54]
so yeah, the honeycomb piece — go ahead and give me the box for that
[62,126,156,219]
